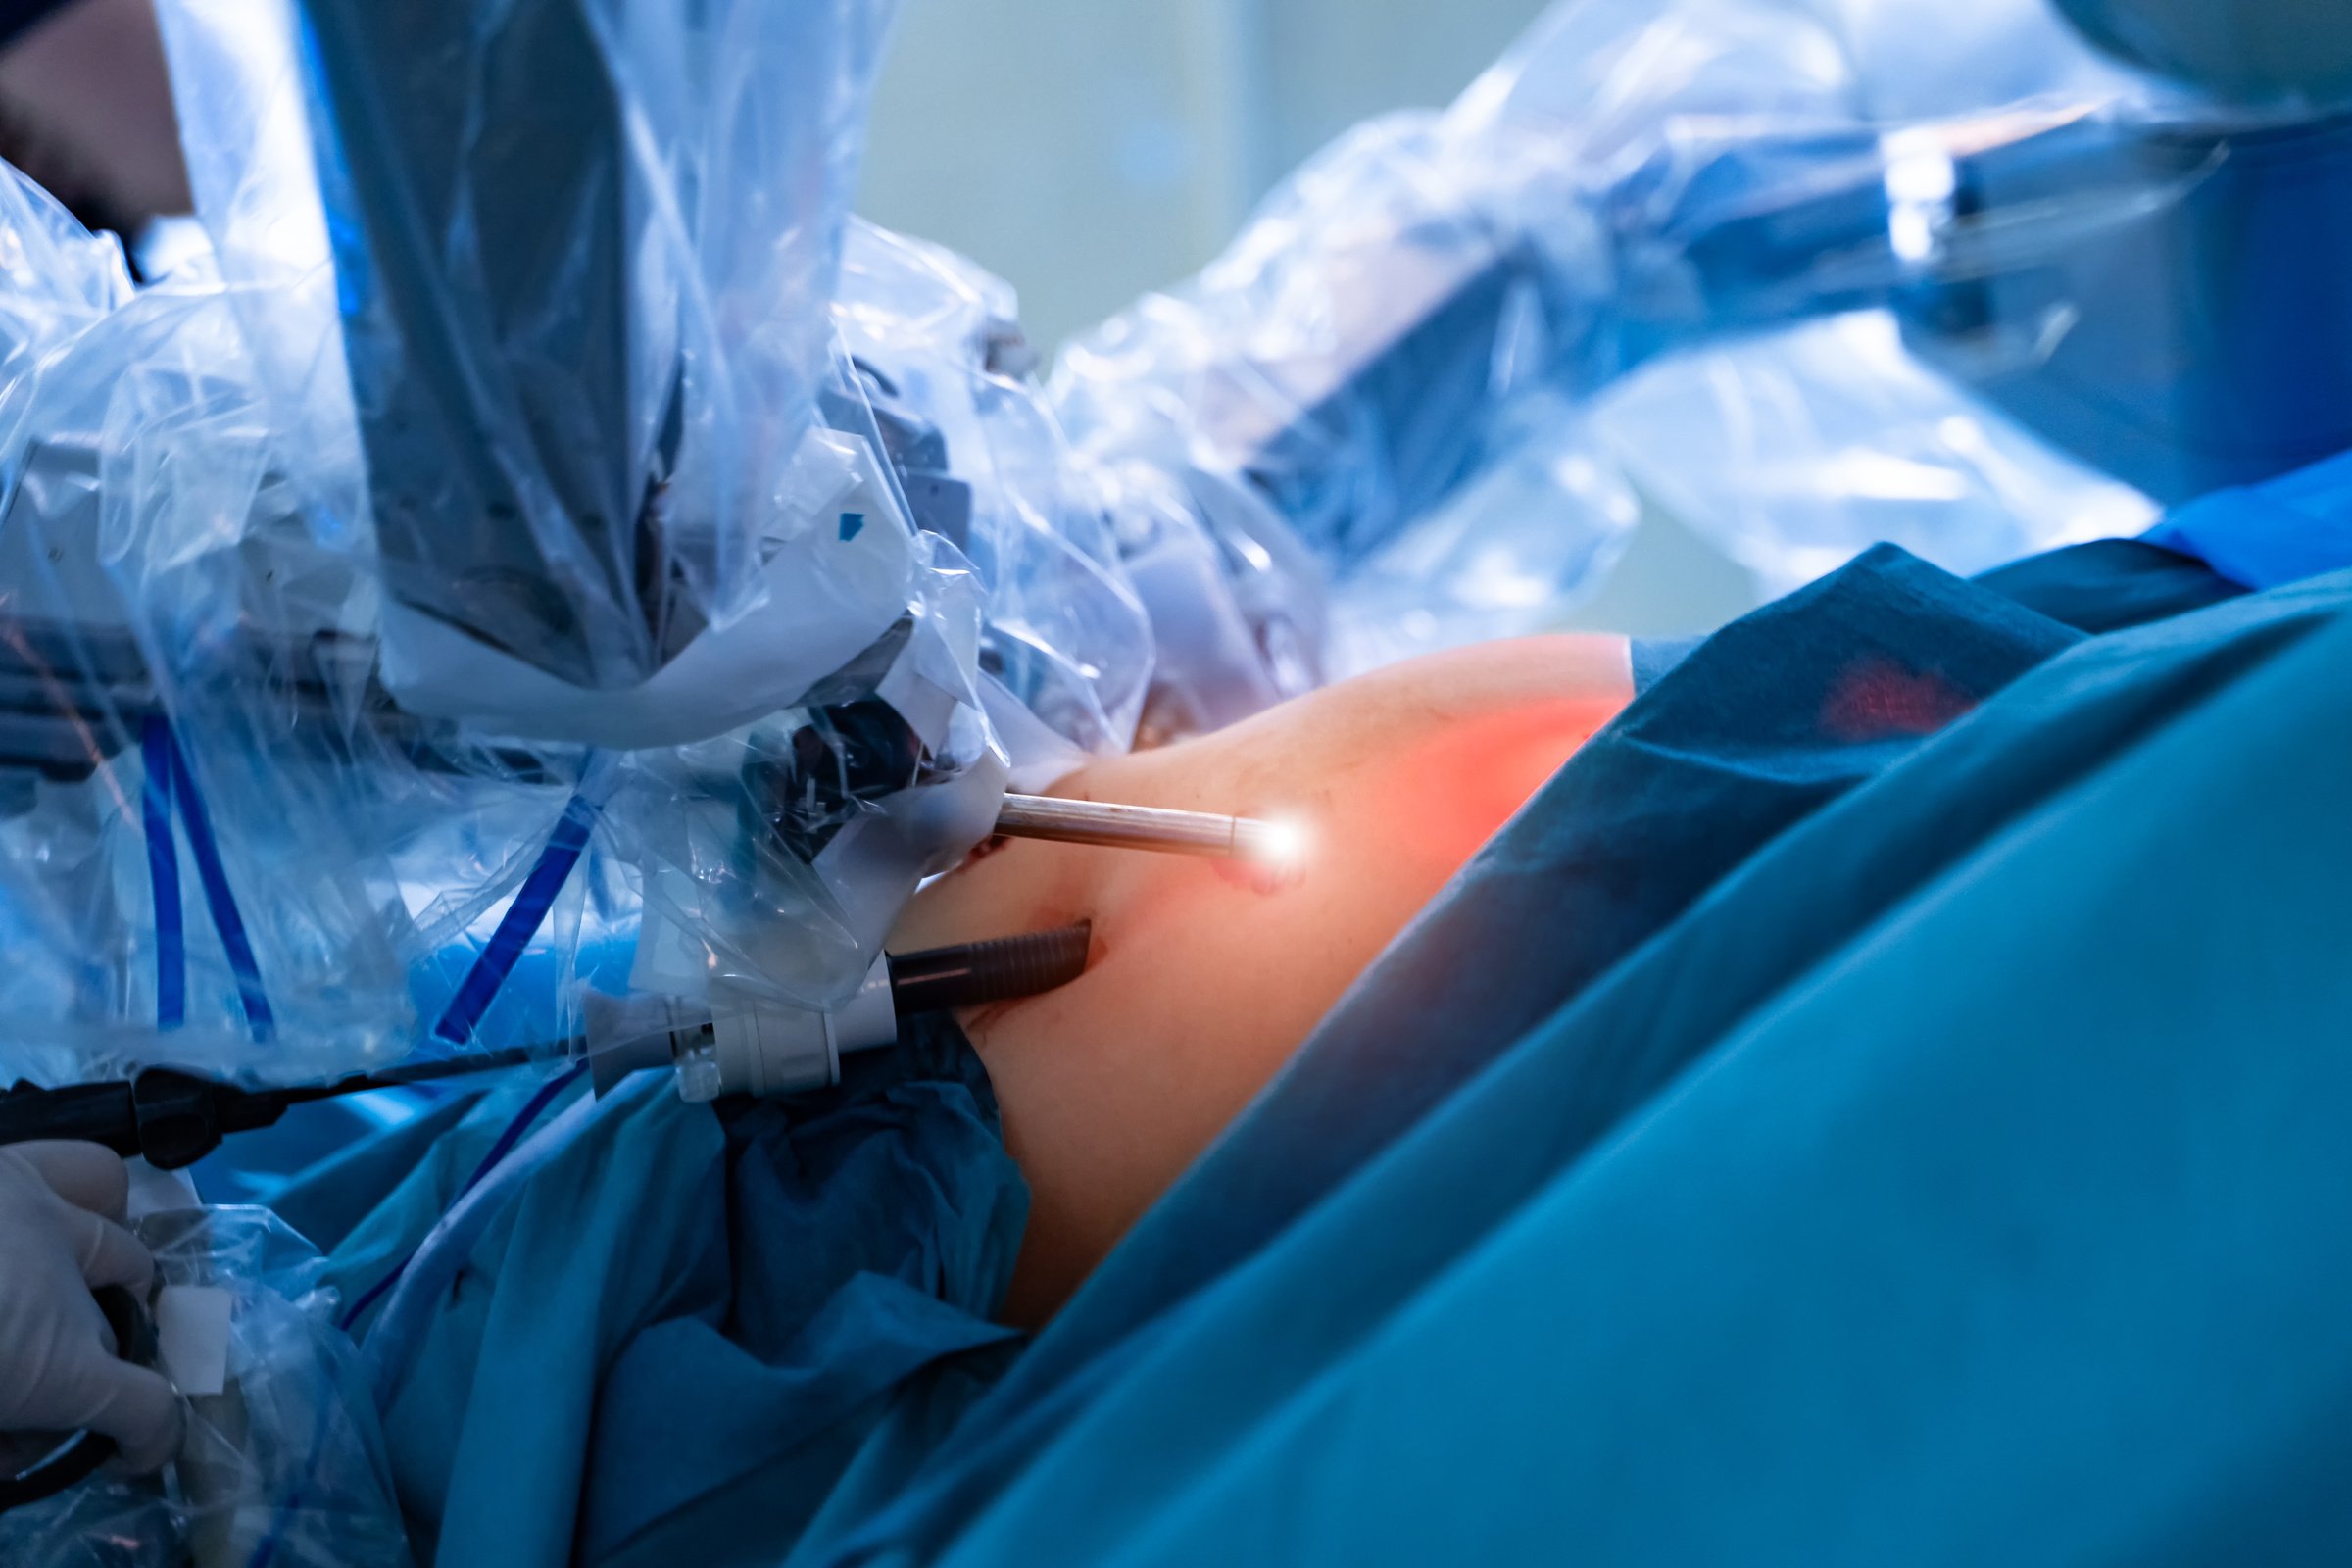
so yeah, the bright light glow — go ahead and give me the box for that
[1884,144,1958,205]
[1887,206,1936,265]
[1250,815,1314,871]
[1936,415,1984,453]
[1812,450,1969,504]
[1881,130,1957,269]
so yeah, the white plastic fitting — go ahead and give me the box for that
[677,956,899,1102]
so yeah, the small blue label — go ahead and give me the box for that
[838,511,865,542]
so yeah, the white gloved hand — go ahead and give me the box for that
[0,1142,182,1472]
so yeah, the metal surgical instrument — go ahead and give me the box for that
[992,794,1298,863]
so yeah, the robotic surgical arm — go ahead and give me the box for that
[1062,0,2352,734]
[0,0,1253,1096]
[234,0,2352,812]
[293,0,2352,747]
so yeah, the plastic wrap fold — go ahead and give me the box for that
[0,0,1117,1089]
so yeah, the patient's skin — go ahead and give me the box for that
[891,634,1633,1327]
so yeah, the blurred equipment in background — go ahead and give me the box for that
[1043,0,2352,693]
[0,0,186,262]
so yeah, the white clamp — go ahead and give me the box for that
[587,956,901,1102]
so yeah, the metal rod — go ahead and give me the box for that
[993,794,1285,860]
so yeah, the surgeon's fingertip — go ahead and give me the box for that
[64,1203,155,1295]
[89,1362,183,1474]
[108,1233,155,1298]
[11,1140,132,1219]
[114,1417,184,1476]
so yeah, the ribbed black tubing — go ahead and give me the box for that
[888,921,1094,1017]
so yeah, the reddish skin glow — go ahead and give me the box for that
[893,634,1633,1327]
[1820,657,1977,742]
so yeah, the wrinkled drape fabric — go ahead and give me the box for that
[268,1019,1025,1568]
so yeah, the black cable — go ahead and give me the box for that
[0,924,1096,1166]
[283,1044,564,1101]
[887,921,1093,1017]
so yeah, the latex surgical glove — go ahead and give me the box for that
[0,1142,181,1472]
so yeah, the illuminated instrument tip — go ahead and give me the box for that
[1234,814,1311,869]
[995,794,1304,868]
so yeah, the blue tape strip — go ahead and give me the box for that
[161,727,274,1043]
[139,717,184,1031]
[432,790,599,1046]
